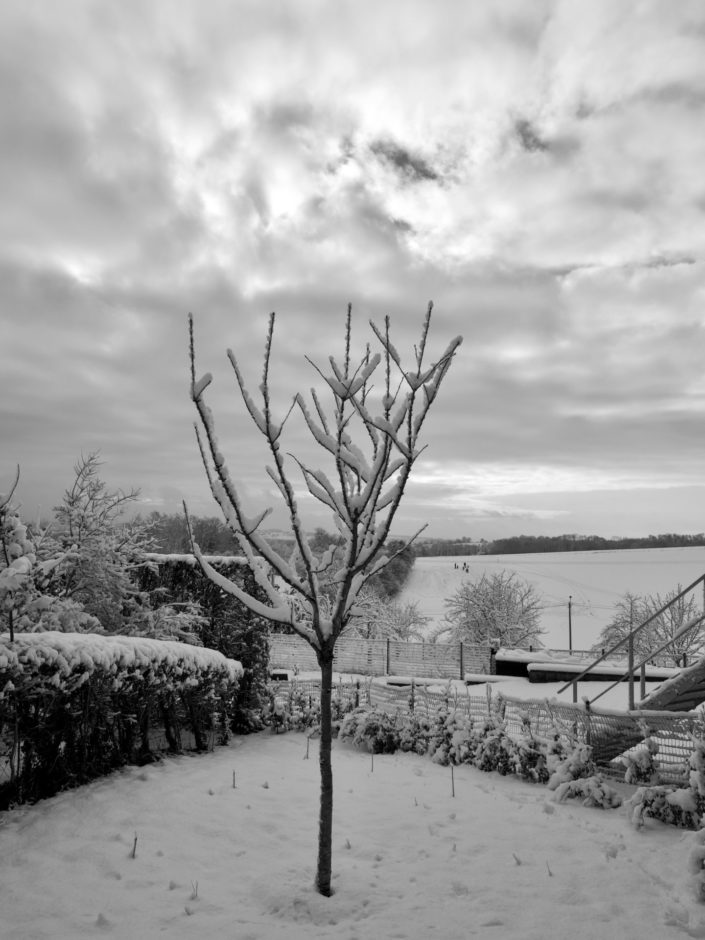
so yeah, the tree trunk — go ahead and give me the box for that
[315,646,334,896]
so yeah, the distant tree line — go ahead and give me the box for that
[413,533,705,557]
[487,533,705,554]
[413,537,485,557]
[149,514,705,566]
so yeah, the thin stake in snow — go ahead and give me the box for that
[232,770,236,789]
[451,763,455,798]
[130,832,138,859]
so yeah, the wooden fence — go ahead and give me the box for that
[268,634,493,679]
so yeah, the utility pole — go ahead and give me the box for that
[568,595,573,653]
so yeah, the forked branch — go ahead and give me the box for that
[187,304,462,647]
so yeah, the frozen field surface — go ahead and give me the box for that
[399,547,705,649]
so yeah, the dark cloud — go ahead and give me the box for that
[514,119,549,153]
[369,140,439,182]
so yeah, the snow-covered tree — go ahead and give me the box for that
[433,570,544,648]
[49,453,153,632]
[593,588,704,666]
[0,468,99,639]
[343,587,429,641]
[1,458,204,644]
[187,302,461,896]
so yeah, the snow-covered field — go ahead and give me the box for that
[399,547,705,651]
[1,730,703,940]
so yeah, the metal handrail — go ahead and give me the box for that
[556,572,705,696]
[585,611,705,707]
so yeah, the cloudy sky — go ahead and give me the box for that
[2,0,705,541]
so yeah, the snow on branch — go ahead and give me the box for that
[188,303,462,652]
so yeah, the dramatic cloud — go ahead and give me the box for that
[1,0,704,539]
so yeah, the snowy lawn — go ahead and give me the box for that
[1,731,702,940]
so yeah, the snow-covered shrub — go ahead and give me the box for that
[507,712,552,783]
[547,741,596,790]
[266,679,360,735]
[543,730,569,778]
[625,733,705,831]
[398,712,434,755]
[338,706,400,753]
[427,708,465,765]
[620,722,660,785]
[621,739,660,785]
[474,715,514,775]
[446,712,480,766]
[424,709,486,766]
[628,785,699,830]
[0,632,242,807]
[553,775,623,809]
[280,684,321,732]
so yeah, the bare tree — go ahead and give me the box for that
[186,303,461,896]
[594,588,704,667]
[433,570,544,649]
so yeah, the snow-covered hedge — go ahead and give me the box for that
[337,703,623,809]
[135,554,271,732]
[0,631,243,696]
[0,632,243,808]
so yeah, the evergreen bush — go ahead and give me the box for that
[0,632,242,808]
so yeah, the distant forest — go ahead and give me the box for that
[413,533,705,556]
[147,513,705,560]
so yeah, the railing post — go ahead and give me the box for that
[572,679,577,704]
[640,664,646,702]
[628,630,635,711]
[386,637,390,676]
[459,642,464,680]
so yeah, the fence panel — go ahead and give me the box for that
[389,641,459,679]
[334,638,388,675]
[278,674,698,787]
[268,634,492,679]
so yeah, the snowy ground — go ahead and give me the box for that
[398,548,705,650]
[2,730,704,940]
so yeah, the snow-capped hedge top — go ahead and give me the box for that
[0,631,243,698]
[144,553,249,566]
